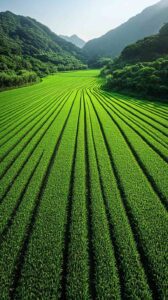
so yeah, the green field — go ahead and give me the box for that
[0,69,168,299]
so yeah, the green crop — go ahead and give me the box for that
[0,70,167,299]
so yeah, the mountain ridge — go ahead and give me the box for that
[83,0,168,61]
[59,34,85,48]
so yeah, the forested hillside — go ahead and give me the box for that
[120,23,168,62]
[0,11,87,88]
[101,23,168,100]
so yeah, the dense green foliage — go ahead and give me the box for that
[83,0,168,63]
[0,70,40,89]
[0,11,87,87]
[0,70,167,299]
[101,23,168,100]
[102,57,168,99]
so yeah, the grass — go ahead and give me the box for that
[0,69,167,299]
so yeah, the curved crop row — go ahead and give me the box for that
[88,89,168,298]
[10,91,81,299]
[86,91,152,299]
[90,90,168,209]
[0,91,78,203]
[92,90,168,163]
[0,90,79,299]
[95,89,168,144]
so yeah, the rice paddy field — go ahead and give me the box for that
[0,69,168,299]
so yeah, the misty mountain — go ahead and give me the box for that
[59,34,85,48]
[0,11,86,76]
[83,0,168,61]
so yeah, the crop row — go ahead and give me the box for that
[87,89,168,298]
[94,89,168,147]
[0,89,80,299]
[0,70,167,299]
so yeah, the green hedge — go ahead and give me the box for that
[101,57,168,100]
[0,70,40,88]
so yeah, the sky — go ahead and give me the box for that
[0,0,160,41]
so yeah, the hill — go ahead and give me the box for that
[59,34,85,48]
[101,23,168,100]
[0,11,87,80]
[83,0,168,62]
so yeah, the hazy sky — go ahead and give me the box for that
[0,0,160,41]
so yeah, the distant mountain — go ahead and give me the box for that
[60,34,85,48]
[0,11,87,77]
[83,0,168,61]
